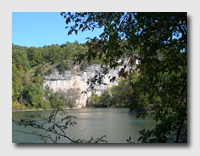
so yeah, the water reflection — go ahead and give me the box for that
[12,108,156,143]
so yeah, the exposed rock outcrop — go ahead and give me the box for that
[43,60,137,108]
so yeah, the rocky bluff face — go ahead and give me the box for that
[43,62,135,108]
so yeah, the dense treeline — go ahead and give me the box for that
[12,41,106,72]
[12,41,86,71]
[88,77,135,108]
[87,73,157,112]
[12,40,137,110]
[12,41,91,110]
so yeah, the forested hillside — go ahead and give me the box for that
[12,42,90,110]
[12,40,137,110]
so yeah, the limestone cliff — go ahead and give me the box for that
[43,60,137,108]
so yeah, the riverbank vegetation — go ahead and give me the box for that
[87,75,137,108]
[13,12,187,143]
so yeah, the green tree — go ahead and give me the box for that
[109,78,132,107]
[26,83,44,108]
[65,43,76,59]
[68,98,75,109]
[28,47,43,67]
[88,78,134,108]
[32,75,44,85]
[12,49,30,72]
[98,90,112,107]
[44,85,53,100]
[12,64,26,103]
[48,92,70,109]
[61,12,187,143]
[57,61,70,73]
[34,66,43,76]
[88,92,100,107]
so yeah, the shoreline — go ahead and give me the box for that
[12,108,156,114]
[12,107,81,112]
[12,107,130,112]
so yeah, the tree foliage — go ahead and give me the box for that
[57,61,70,73]
[12,42,93,110]
[88,77,136,108]
[61,12,187,143]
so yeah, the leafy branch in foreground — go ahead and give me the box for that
[61,12,187,143]
[12,107,107,143]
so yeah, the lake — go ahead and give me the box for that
[12,108,156,143]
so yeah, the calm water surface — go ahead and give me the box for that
[12,108,156,143]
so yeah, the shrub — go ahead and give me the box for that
[12,101,21,110]
[41,100,51,110]
[34,67,42,76]
[47,68,53,74]
[80,61,87,71]
[42,60,46,65]
[57,61,70,73]
[27,104,32,109]
[44,68,53,76]
[20,103,26,110]
[68,98,75,109]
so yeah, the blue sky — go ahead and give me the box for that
[12,12,103,47]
